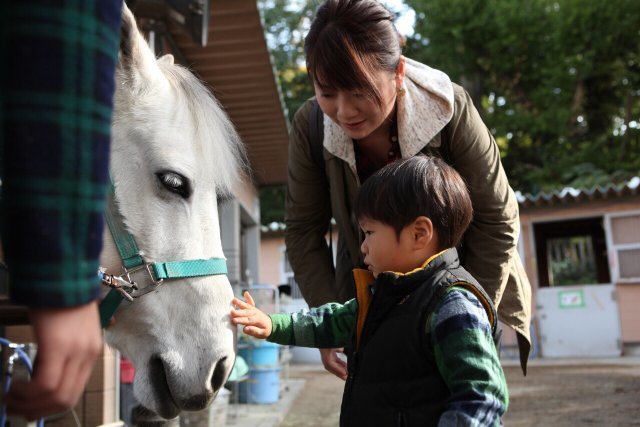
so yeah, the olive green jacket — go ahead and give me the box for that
[284,58,531,370]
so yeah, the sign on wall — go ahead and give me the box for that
[558,289,585,309]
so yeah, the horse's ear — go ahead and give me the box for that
[119,4,161,86]
[158,54,174,65]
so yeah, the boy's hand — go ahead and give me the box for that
[230,291,272,339]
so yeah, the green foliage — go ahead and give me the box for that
[405,0,640,193]
[258,0,640,223]
[257,0,319,224]
[258,0,319,121]
[548,236,598,286]
[550,258,597,286]
[259,185,286,225]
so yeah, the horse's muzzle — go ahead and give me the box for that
[148,353,232,417]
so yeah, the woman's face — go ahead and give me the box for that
[314,67,399,141]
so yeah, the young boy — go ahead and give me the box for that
[231,156,508,426]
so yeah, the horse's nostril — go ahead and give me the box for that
[148,355,179,419]
[211,356,229,392]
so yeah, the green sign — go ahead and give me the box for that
[558,290,586,309]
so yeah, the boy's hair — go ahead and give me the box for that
[354,156,473,250]
[304,0,403,108]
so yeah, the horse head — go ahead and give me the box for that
[100,5,245,420]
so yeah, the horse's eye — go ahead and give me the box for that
[156,171,191,198]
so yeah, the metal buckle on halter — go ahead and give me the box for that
[123,263,164,298]
[100,269,137,302]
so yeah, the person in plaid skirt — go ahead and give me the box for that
[1,0,122,420]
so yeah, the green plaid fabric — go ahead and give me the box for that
[0,0,122,307]
[431,287,508,425]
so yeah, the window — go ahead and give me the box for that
[534,217,611,287]
[279,231,337,299]
[546,236,597,286]
[607,212,640,282]
[281,248,303,299]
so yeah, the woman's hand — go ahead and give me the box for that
[320,347,348,381]
[231,291,272,339]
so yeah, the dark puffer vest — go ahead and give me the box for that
[340,248,498,427]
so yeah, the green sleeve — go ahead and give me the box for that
[268,299,358,348]
[268,313,295,345]
[1,1,120,307]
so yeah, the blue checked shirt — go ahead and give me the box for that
[0,1,123,307]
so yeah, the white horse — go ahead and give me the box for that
[99,6,245,420]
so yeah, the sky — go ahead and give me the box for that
[279,0,417,37]
[381,0,416,36]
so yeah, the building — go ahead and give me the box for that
[260,177,640,359]
[517,176,640,358]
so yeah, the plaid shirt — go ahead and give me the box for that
[269,287,508,426]
[0,1,122,307]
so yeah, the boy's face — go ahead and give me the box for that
[359,217,418,278]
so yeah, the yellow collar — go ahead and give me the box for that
[394,249,448,277]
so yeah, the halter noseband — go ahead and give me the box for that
[98,186,228,328]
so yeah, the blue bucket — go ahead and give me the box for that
[239,341,279,367]
[238,367,281,404]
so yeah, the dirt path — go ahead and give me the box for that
[505,362,640,426]
[281,360,640,426]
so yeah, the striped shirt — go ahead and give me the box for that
[0,0,122,307]
[269,287,508,426]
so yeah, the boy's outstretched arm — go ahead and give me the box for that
[231,291,272,339]
[431,288,508,427]
[231,294,356,351]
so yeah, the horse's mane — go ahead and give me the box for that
[157,61,249,195]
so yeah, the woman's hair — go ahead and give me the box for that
[354,156,474,250]
[305,0,403,107]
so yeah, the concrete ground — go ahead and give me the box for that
[225,378,306,427]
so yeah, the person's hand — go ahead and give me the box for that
[320,348,348,380]
[231,291,272,339]
[6,302,103,421]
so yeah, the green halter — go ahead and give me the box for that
[98,185,228,328]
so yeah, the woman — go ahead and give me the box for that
[284,0,531,377]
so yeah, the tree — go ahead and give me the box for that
[404,0,640,193]
[258,0,640,224]
[257,1,320,224]
[258,1,410,121]
[256,1,412,224]
[258,0,318,121]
